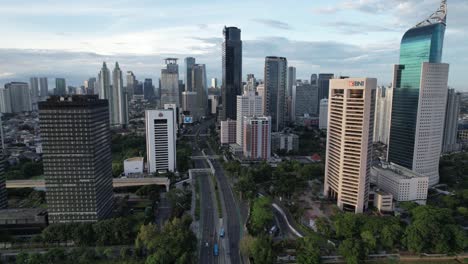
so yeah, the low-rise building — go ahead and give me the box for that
[371,163,428,204]
[271,132,299,153]
[0,208,48,235]
[123,157,144,176]
[220,120,236,145]
[372,191,393,212]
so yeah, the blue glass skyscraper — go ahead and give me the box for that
[388,1,449,186]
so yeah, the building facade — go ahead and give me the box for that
[221,26,242,121]
[184,57,196,92]
[39,77,49,100]
[160,58,180,107]
[243,116,271,160]
[442,88,461,153]
[55,78,66,96]
[319,99,328,130]
[373,86,393,144]
[292,83,318,123]
[145,109,176,173]
[4,82,32,113]
[317,73,334,113]
[220,120,237,145]
[112,62,127,126]
[39,95,114,223]
[30,77,40,110]
[387,1,449,186]
[236,91,263,147]
[323,78,376,213]
[372,163,428,204]
[192,64,208,117]
[126,71,136,98]
[271,132,299,153]
[264,56,287,132]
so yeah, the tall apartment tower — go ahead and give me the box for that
[192,64,208,117]
[387,1,448,186]
[244,74,256,93]
[39,95,114,223]
[39,77,49,100]
[221,26,242,121]
[287,67,296,97]
[323,78,376,213]
[373,86,393,144]
[112,62,127,126]
[126,71,136,98]
[160,58,180,107]
[55,78,66,96]
[264,56,287,132]
[292,82,318,123]
[317,74,334,113]
[184,57,196,92]
[143,78,155,100]
[243,116,271,160]
[30,77,40,110]
[236,91,263,147]
[442,88,461,153]
[319,99,328,130]
[145,109,176,173]
[4,82,32,113]
[211,78,218,89]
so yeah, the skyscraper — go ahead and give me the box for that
[387,1,448,186]
[39,95,114,223]
[292,82,318,123]
[319,99,328,130]
[126,71,136,98]
[236,91,263,146]
[243,116,271,160]
[4,82,32,113]
[112,62,127,126]
[211,78,218,89]
[442,88,461,153]
[0,89,12,113]
[317,74,334,104]
[160,58,180,107]
[373,86,393,144]
[287,67,296,97]
[30,77,40,110]
[55,78,66,96]
[264,56,287,132]
[244,74,256,93]
[256,84,265,115]
[323,78,376,213]
[191,64,208,118]
[184,57,196,92]
[310,74,318,86]
[39,77,49,100]
[85,77,96,95]
[221,26,242,120]
[143,78,155,100]
[98,62,111,102]
[145,109,176,173]
[0,116,6,209]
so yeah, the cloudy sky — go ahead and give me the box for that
[0,0,466,90]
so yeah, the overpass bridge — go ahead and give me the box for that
[6,177,171,192]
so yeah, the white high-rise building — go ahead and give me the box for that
[145,109,176,173]
[112,62,127,126]
[256,84,265,115]
[319,99,328,130]
[220,120,236,145]
[211,78,218,89]
[236,91,263,146]
[244,74,256,93]
[98,62,111,108]
[373,86,393,144]
[126,71,136,98]
[160,58,180,107]
[243,116,271,160]
[323,78,376,213]
[0,89,12,113]
[208,94,219,115]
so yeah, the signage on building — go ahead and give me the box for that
[183,116,193,124]
[349,81,365,87]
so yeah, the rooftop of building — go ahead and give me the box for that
[0,208,47,220]
[372,162,428,180]
[124,157,144,162]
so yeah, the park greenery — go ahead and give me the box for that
[248,197,273,235]
[5,159,43,180]
[111,133,146,177]
[439,152,468,190]
[176,139,193,173]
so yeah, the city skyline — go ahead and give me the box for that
[0,0,467,90]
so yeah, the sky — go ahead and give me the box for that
[0,0,467,90]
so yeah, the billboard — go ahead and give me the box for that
[183,116,193,124]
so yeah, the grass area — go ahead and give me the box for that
[31,174,44,180]
[210,173,223,218]
[195,177,201,221]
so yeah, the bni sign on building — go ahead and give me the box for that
[145,109,176,173]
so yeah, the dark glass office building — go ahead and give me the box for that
[55,78,66,96]
[388,2,446,170]
[264,56,287,132]
[221,26,242,120]
[144,78,155,101]
[39,95,114,223]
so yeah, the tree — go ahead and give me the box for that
[249,197,273,235]
[112,162,124,177]
[44,248,66,263]
[251,236,274,264]
[315,217,333,238]
[333,213,360,239]
[21,162,43,178]
[240,235,255,257]
[297,236,322,264]
[72,223,95,246]
[234,172,257,200]
[381,223,403,250]
[338,238,366,264]
[360,230,377,254]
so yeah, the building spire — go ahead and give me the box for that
[414,0,447,28]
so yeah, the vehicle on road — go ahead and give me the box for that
[213,243,219,256]
[220,228,225,238]
[269,225,278,236]
[205,242,209,247]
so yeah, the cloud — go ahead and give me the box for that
[326,21,401,34]
[251,19,293,30]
